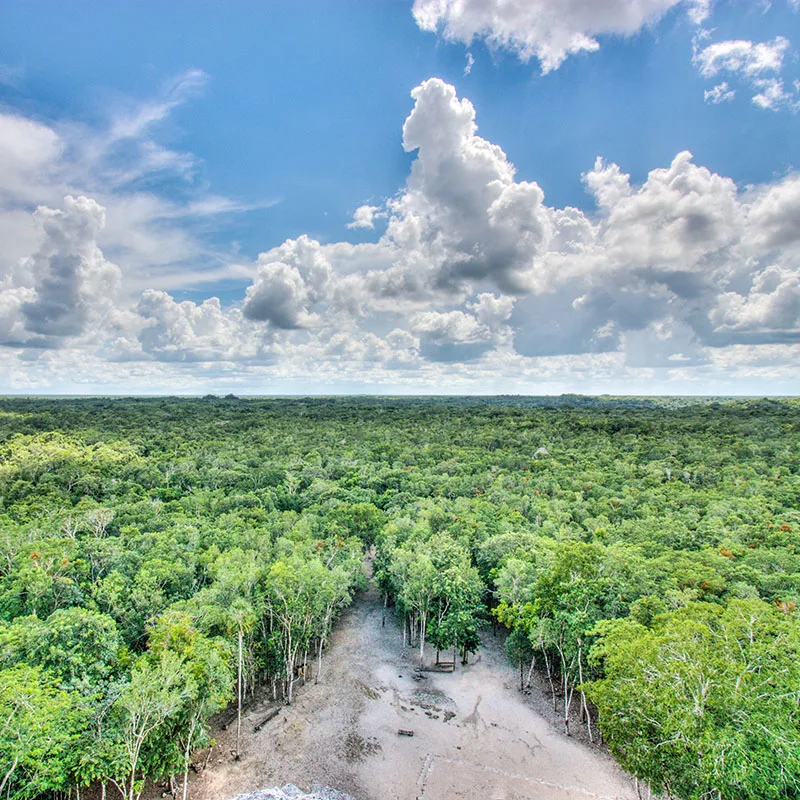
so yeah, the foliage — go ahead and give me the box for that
[0,395,798,799]
[586,600,800,800]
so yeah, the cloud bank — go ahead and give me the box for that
[2,75,800,393]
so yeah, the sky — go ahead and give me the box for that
[1,0,800,395]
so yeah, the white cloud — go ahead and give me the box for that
[108,69,207,143]
[464,52,475,75]
[712,265,800,335]
[583,157,632,209]
[0,114,64,206]
[292,80,800,371]
[243,261,316,329]
[0,195,122,346]
[367,78,551,299]
[408,308,496,362]
[694,36,797,110]
[0,70,253,301]
[588,150,742,277]
[704,81,736,103]
[412,0,706,73]
[751,77,794,110]
[242,236,334,329]
[347,204,382,229]
[747,173,800,249]
[469,292,515,325]
[3,77,800,392]
[409,309,491,344]
[131,291,271,362]
[694,36,789,78]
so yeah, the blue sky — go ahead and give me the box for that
[1,0,800,394]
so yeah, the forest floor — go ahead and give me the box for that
[173,566,637,800]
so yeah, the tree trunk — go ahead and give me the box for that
[286,640,298,704]
[236,627,243,760]
[542,648,557,711]
[556,645,575,737]
[577,647,593,743]
[0,757,20,797]
[128,739,144,800]
[182,715,197,800]
[561,656,575,737]
[525,654,536,689]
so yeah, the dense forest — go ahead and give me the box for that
[0,396,798,800]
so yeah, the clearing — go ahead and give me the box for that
[183,572,636,800]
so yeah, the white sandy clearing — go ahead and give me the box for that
[180,572,637,800]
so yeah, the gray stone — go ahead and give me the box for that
[232,785,353,800]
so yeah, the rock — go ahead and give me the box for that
[233,786,354,800]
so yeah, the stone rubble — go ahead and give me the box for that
[233,785,353,800]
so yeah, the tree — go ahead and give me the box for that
[148,611,232,800]
[117,651,191,800]
[587,599,800,800]
[197,548,262,760]
[0,665,86,799]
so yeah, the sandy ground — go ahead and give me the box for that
[181,574,637,800]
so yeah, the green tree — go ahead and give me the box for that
[0,665,87,799]
[587,599,800,800]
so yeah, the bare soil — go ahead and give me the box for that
[178,573,637,800]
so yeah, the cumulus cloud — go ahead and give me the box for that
[409,309,491,344]
[243,236,333,329]
[364,78,551,301]
[347,204,382,229]
[0,195,122,346]
[469,292,515,325]
[747,174,800,249]
[583,157,632,209]
[409,309,495,362]
[131,291,272,362]
[3,76,800,392]
[243,262,315,329]
[412,0,707,73]
[585,150,742,277]
[305,80,800,366]
[712,266,800,337]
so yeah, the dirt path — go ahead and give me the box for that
[186,577,637,800]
